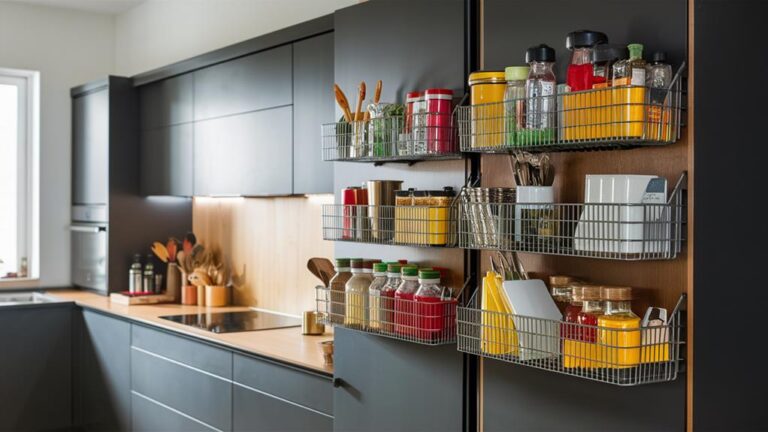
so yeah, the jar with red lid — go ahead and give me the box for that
[424,88,454,154]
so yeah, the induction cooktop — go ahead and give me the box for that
[160,310,301,334]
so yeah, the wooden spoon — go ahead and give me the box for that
[353,81,366,122]
[334,84,353,122]
[374,80,382,104]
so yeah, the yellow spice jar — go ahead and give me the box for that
[469,71,507,148]
[597,286,641,369]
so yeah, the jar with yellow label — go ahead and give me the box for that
[597,286,641,368]
[427,187,455,246]
[469,71,507,149]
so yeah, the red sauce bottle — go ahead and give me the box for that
[577,285,604,343]
[563,284,583,340]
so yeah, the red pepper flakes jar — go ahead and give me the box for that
[424,88,454,154]
[413,269,456,342]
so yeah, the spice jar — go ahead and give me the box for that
[468,71,507,148]
[329,258,352,324]
[378,263,402,333]
[424,88,454,154]
[504,66,529,146]
[414,269,455,341]
[598,286,641,368]
[576,285,603,343]
[549,275,575,303]
[563,284,583,340]
[394,266,420,336]
[412,190,431,245]
[394,189,413,245]
[344,259,371,329]
[522,44,557,145]
[427,187,455,246]
[368,263,390,331]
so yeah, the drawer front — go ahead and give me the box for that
[233,353,333,415]
[233,384,333,432]
[131,347,232,431]
[193,45,292,121]
[132,324,232,378]
[132,392,217,432]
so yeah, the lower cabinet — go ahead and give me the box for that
[132,392,216,432]
[233,384,333,432]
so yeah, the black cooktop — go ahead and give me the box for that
[160,310,301,334]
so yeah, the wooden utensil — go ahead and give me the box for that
[334,84,353,122]
[374,80,382,104]
[354,81,366,122]
[151,242,169,263]
[307,258,336,287]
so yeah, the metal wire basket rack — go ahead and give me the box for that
[321,110,462,163]
[322,202,459,248]
[457,291,685,386]
[457,173,686,260]
[456,72,684,153]
[316,286,457,346]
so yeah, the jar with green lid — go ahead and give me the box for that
[345,259,371,329]
[504,66,530,146]
[377,263,403,333]
[414,269,456,341]
[368,262,390,331]
[468,71,507,148]
[394,266,420,336]
[329,258,352,324]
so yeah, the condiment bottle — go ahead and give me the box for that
[503,66,529,146]
[344,259,370,328]
[368,262,390,331]
[563,284,583,340]
[424,88,454,154]
[329,258,352,324]
[565,30,608,91]
[414,269,454,341]
[592,44,628,87]
[647,51,673,140]
[612,43,647,87]
[549,275,575,303]
[524,44,557,144]
[612,44,647,138]
[394,266,420,336]
[468,71,507,148]
[129,254,143,293]
[576,285,603,343]
[598,286,641,368]
[143,254,155,293]
[427,187,455,246]
[394,189,414,245]
[378,263,402,333]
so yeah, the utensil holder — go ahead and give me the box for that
[205,285,228,307]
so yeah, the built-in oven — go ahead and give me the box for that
[70,205,108,294]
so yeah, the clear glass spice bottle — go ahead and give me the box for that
[414,269,454,341]
[504,66,529,146]
[378,263,402,333]
[329,258,352,324]
[394,266,420,336]
[523,44,557,145]
[598,286,641,368]
[368,262,390,331]
[549,275,575,303]
[612,43,647,138]
[576,285,604,343]
[344,259,370,328]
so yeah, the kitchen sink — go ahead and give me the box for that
[0,292,62,306]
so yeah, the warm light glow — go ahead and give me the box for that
[306,194,334,205]
[193,196,246,204]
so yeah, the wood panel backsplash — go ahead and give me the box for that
[192,195,334,315]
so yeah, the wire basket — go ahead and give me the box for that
[457,79,684,153]
[322,203,459,247]
[321,111,460,162]
[457,291,684,386]
[316,286,457,346]
[458,173,686,260]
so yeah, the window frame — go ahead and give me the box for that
[0,67,40,287]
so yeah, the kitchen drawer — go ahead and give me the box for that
[233,353,333,416]
[131,347,232,431]
[233,384,333,432]
[132,392,216,432]
[193,45,292,121]
[132,324,232,378]
[139,73,194,129]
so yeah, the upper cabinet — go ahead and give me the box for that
[293,33,334,195]
[72,87,109,205]
[193,46,293,121]
[139,74,194,130]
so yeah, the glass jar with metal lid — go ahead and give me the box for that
[598,286,641,368]
[468,71,507,148]
[576,284,604,343]
[549,275,575,303]
[368,262,391,331]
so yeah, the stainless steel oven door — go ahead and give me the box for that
[70,223,108,293]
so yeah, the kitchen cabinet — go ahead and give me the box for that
[0,303,73,431]
[332,328,463,432]
[193,45,292,121]
[140,124,194,196]
[233,385,333,432]
[139,73,194,130]
[77,309,132,431]
[72,86,109,205]
[292,32,334,194]
[194,106,293,196]
[132,392,215,432]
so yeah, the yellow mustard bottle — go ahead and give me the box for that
[597,286,640,369]
[481,271,518,356]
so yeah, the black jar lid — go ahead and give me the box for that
[652,51,668,63]
[565,30,609,49]
[525,44,556,63]
[592,44,629,63]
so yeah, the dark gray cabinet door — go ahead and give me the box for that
[132,392,216,432]
[140,123,194,196]
[139,73,194,129]
[193,45,292,121]
[233,384,333,432]
[194,106,293,196]
[79,309,132,431]
[292,32,334,194]
[0,304,73,432]
[73,88,109,205]
[333,328,463,432]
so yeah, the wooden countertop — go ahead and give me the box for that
[47,290,333,375]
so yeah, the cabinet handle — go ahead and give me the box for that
[333,378,343,388]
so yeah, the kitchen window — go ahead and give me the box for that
[0,68,39,282]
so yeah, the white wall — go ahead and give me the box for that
[0,2,115,287]
[114,0,358,76]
